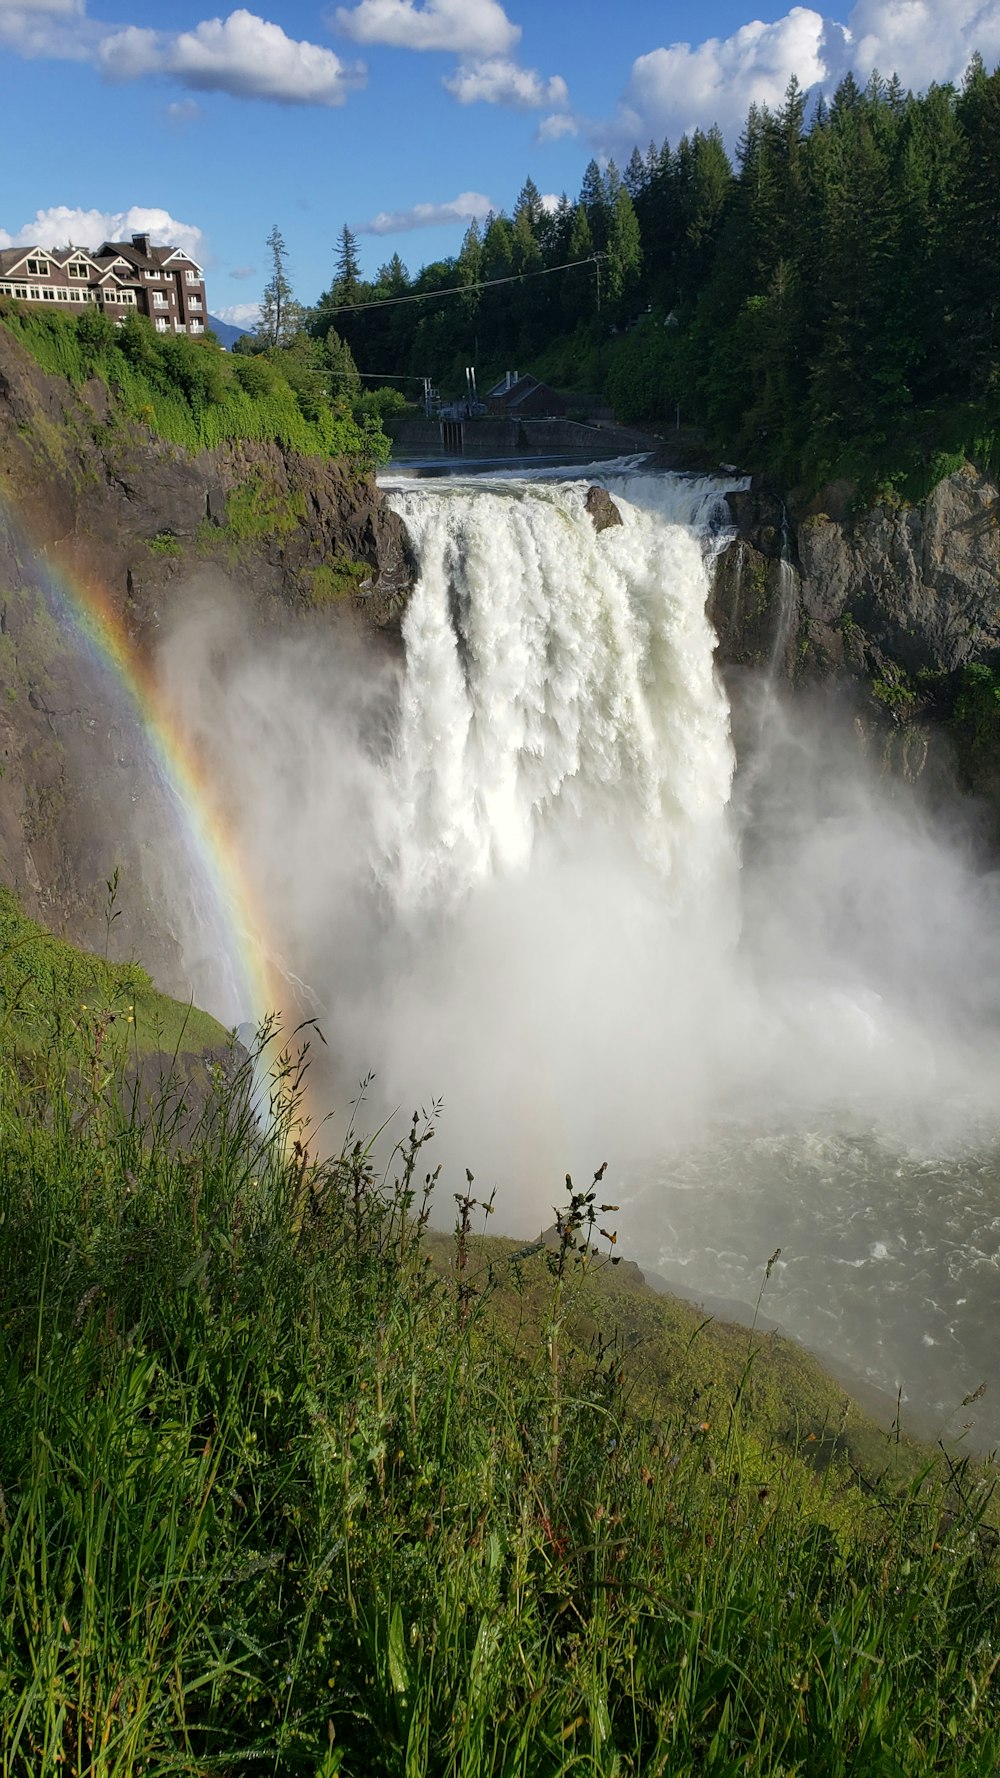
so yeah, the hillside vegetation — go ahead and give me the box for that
[1,935,998,1774]
[0,301,390,467]
[323,55,1000,500]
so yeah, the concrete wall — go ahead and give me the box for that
[388,416,655,458]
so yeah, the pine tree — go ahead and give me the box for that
[257,224,303,348]
[333,225,363,307]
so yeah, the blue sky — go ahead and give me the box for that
[1,0,998,325]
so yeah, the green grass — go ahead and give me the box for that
[0,884,230,1060]
[1,963,998,1775]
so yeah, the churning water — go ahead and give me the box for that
[161,461,1000,1450]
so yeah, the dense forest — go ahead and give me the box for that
[294,54,1000,498]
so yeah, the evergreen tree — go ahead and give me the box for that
[257,224,303,348]
[562,205,595,321]
[323,327,361,400]
[605,187,643,317]
[333,225,363,306]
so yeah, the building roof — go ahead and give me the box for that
[0,235,205,311]
[98,236,204,275]
[488,374,563,410]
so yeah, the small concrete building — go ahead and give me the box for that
[485,372,567,418]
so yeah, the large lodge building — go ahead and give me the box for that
[0,232,207,334]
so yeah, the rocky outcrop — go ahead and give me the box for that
[584,484,623,532]
[713,463,1000,812]
[795,468,1000,680]
[0,321,413,977]
[716,466,1000,688]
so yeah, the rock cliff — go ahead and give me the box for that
[0,323,412,979]
[713,466,1000,802]
[716,466,1000,684]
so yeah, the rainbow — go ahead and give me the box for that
[0,494,283,1033]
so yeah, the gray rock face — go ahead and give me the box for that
[797,468,1000,676]
[584,485,623,532]
[715,466,1000,685]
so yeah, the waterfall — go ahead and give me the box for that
[380,468,739,915]
[154,459,1000,1444]
[768,510,799,679]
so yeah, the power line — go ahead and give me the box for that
[320,254,603,318]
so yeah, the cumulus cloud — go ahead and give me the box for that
[357,189,493,234]
[443,55,568,107]
[166,96,201,120]
[848,0,1000,88]
[571,0,1000,156]
[0,204,203,256]
[333,0,518,54]
[619,7,847,146]
[98,9,364,104]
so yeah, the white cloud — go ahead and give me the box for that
[333,0,518,54]
[0,0,82,12]
[0,204,203,256]
[0,0,92,57]
[98,10,364,106]
[229,264,256,280]
[848,0,1000,88]
[537,111,577,141]
[443,55,568,107]
[357,189,493,234]
[166,96,201,120]
[599,0,1000,153]
[212,300,261,325]
[621,8,845,146]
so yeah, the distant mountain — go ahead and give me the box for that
[207,314,251,349]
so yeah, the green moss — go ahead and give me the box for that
[305,558,370,603]
[224,471,304,544]
[871,663,917,716]
[147,530,182,557]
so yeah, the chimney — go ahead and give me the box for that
[131,232,152,256]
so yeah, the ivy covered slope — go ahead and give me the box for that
[0,299,388,464]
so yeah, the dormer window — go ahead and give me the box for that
[68,261,88,279]
[26,258,49,276]
[145,270,160,280]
